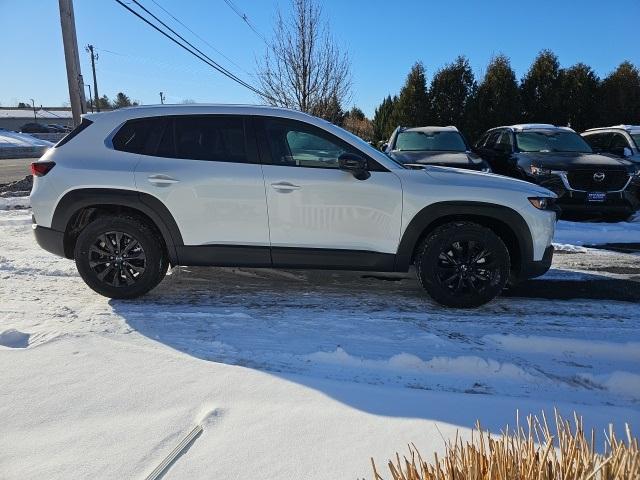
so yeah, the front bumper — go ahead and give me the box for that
[519,244,554,280]
[33,224,66,258]
[537,173,640,216]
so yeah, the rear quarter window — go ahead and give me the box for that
[112,117,165,154]
[55,118,93,148]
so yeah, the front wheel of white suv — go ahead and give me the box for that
[74,215,168,299]
[415,221,510,308]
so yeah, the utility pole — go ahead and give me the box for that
[159,92,165,104]
[30,98,36,122]
[86,84,94,112]
[58,0,86,126]
[86,44,100,112]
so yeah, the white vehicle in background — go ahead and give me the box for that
[582,125,640,164]
[30,105,557,308]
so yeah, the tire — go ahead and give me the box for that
[74,215,168,299]
[415,221,510,308]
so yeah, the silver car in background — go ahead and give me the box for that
[582,125,640,164]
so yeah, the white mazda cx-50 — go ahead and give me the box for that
[30,105,556,307]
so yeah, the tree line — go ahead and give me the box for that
[371,52,640,144]
[86,92,139,111]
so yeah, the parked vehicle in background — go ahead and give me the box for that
[20,122,53,134]
[384,126,491,172]
[29,105,557,308]
[474,124,640,221]
[47,124,72,133]
[581,125,640,164]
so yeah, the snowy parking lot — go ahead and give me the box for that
[1,198,639,479]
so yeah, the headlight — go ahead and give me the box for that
[530,165,552,176]
[528,197,555,210]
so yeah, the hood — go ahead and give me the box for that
[389,150,485,167]
[411,165,555,197]
[524,151,636,171]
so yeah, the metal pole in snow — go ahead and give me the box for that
[144,424,203,480]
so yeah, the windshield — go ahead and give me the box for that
[631,134,640,149]
[515,130,592,153]
[394,131,467,152]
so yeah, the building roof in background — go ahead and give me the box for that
[0,108,72,119]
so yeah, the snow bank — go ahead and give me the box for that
[0,196,30,210]
[485,334,640,362]
[0,130,53,148]
[0,131,52,159]
[579,371,640,400]
[555,216,640,246]
[307,348,534,381]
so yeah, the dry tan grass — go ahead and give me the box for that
[371,411,639,480]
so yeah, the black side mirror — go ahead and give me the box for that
[338,153,370,180]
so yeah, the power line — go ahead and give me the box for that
[112,0,267,98]
[221,0,269,45]
[128,0,259,93]
[148,0,254,77]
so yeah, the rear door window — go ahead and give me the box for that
[485,130,502,150]
[610,133,631,150]
[584,133,613,152]
[496,130,513,151]
[156,116,248,163]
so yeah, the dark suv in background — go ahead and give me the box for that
[474,124,640,221]
[384,126,491,172]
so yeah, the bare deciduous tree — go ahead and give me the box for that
[257,0,351,121]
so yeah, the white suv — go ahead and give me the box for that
[30,105,557,307]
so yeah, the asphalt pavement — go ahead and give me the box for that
[0,157,35,183]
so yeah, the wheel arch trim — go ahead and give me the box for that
[395,201,533,273]
[51,188,183,263]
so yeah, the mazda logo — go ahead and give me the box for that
[593,172,606,182]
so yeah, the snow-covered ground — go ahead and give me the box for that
[1,200,639,479]
[555,212,640,246]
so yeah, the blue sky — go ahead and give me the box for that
[1,0,639,117]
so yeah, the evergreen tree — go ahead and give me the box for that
[520,49,563,124]
[111,92,139,109]
[466,54,520,142]
[600,61,640,125]
[344,106,366,121]
[430,56,475,132]
[96,95,111,110]
[560,63,601,131]
[372,95,399,143]
[311,93,345,125]
[395,62,430,127]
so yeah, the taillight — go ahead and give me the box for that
[30,161,56,177]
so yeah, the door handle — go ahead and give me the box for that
[147,174,179,186]
[271,182,301,192]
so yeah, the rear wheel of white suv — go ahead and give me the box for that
[74,215,168,299]
[416,221,510,308]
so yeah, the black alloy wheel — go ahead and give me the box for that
[435,239,498,295]
[416,221,510,308]
[88,231,146,287]
[74,215,168,299]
